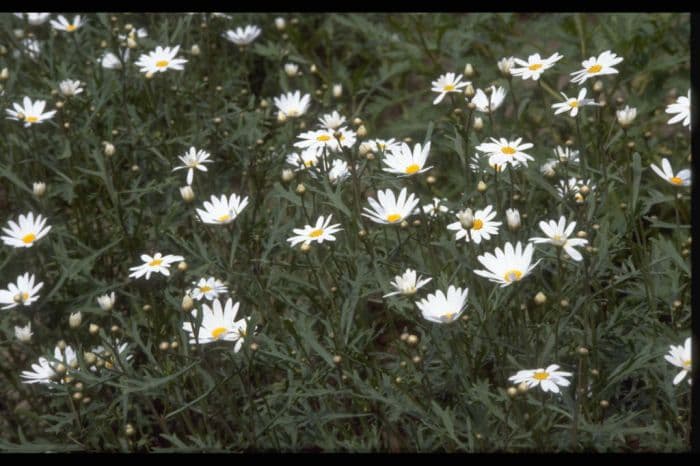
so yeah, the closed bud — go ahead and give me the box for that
[300,243,311,253]
[277,111,287,123]
[517,381,529,394]
[190,44,201,56]
[358,141,373,156]
[310,64,318,74]
[55,363,67,376]
[125,423,136,437]
[171,341,179,349]
[332,355,342,365]
[366,152,375,161]
[593,80,604,92]
[159,341,170,351]
[560,299,570,308]
[127,37,137,49]
[68,311,82,328]
[534,292,547,305]
[464,83,475,98]
[576,230,587,239]
[284,62,299,77]
[180,186,195,203]
[353,117,363,126]
[473,116,483,131]
[426,175,436,184]
[407,334,419,346]
[464,63,475,78]
[400,332,409,341]
[577,346,589,356]
[103,142,115,157]
[672,299,682,309]
[477,181,487,192]
[281,168,295,182]
[0,68,8,80]
[84,352,97,366]
[332,83,343,98]
[412,355,422,364]
[295,183,306,194]
[400,220,409,228]
[275,17,286,31]
[259,99,269,108]
[467,101,476,111]
[213,117,222,124]
[145,71,154,79]
[599,400,609,408]
[358,229,367,238]
[505,208,520,231]
[89,323,100,335]
[33,181,46,197]
[507,387,518,397]
[357,125,367,138]
[182,295,194,312]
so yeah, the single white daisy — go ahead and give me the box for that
[475,137,534,168]
[471,86,507,113]
[96,291,116,311]
[510,52,563,81]
[362,187,420,225]
[284,62,299,77]
[135,45,187,74]
[665,337,691,385]
[447,205,502,245]
[616,105,637,127]
[287,214,342,248]
[469,154,507,174]
[383,268,432,298]
[431,72,469,105]
[497,56,515,76]
[368,138,402,154]
[100,49,129,69]
[6,97,56,127]
[182,298,249,352]
[274,90,311,119]
[508,364,573,393]
[286,148,321,172]
[415,285,469,324]
[196,193,249,225]
[49,14,84,32]
[416,197,449,217]
[188,277,228,302]
[529,216,588,261]
[666,90,690,128]
[318,110,346,130]
[474,242,540,287]
[223,25,262,46]
[15,12,51,25]
[551,88,599,117]
[556,177,596,201]
[327,158,351,185]
[294,127,356,153]
[650,158,691,187]
[551,146,580,165]
[1,211,51,248]
[570,50,623,85]
[128,253,184,280]
[172,147,213,185]
[381,141,432,176]
[58,79,83,97]
[14,322,33,342]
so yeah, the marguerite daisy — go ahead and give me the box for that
[100,49,129,69]
[665,337,691,385]
[294,127,356,153]
[650,158,691,187]
[182,298,249,352]
[383,268,432,298]
[529,216,588,261]
[318,111,346,130]
[475,137,534,168]
[49,15,84,32]
[196,193,249,225]
[6,97,56,127]
[666,90,690,128]
[0,273,43,310]
[274,91,311,119]
[286,148,321,172]
[58,79,83,97]
[510,52,563,81]
[431,72,469,105]
[128,253,184,280]
[551,88,599,117]
[1,211,51,248]
[508,364,572,393]
[474,241,540,287]
[172,147,213,185]
[14,322,33,342]
[223,25,262,46]
[327,158,351,185]
[362,187,420,225]
[15,13,51,25]
[447,205,501,244]
[417,197,450,217]
[287,214,342,248]
[96,292,116,311]
[135,45,187,74]
[21,345,78,386]
[381,141,432,176]
[415,286,469,324]
[570,50,623,85]
[471,86,507,113]
[368,138,402,154]
[556,177,596,201]
[188,277,228,302]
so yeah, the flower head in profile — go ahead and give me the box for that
[274,91,311,119]
[649,158,691,187]
[530,216,588,261]
[447,205,501,244]
[6,97,56,127]
[417,197,450,217]
[287,214,342,248]
[15,322,33,342]
[182,298,249,352]
[383,269,432,298]
[0,273,43,309]
[510,52,563,81]
[96,292,116,311]
[188,277,228,302]
[474,242,540,287]
[100,49,129,69]
[665,337,691,385]
[415,286,469,324]
[431,72,469,105]
[368,138,402,154]
[21,345,78,386]
[286,148,321,172]
[196,193,249,225]
[128,253,184,280]
[497,56,515,76]
[58,79,84,97]
[50,15,84,32]
[172,147,213,185]
[223,25,262,46]
[362,187,420,225]
[551,146,580,165]
[135,45,187,74]
[469,154,507,174]
[556,177,596,202]
[15,13,51,25]
[551,88,599,117]
[509,364,572,393]
[570,50,623,85]
[318,111,346,130]
[616,105,637,128]
[382,142,432,177]
[666,90,690,128]
[2,212,51,248]
[471,86,507,113]
[475,137,534,168]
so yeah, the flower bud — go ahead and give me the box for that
[464,63,475,78]
[54,363,67,376]
[477,181,487,192]
[159,341,170,351]
[275,17,286,31]
[69,311,82,328]
[332,355,342,365]
[517,381,529,394]
[616,105,637,128]
[457,208,474,229]
[14,323,32,342]
[332,83,342,98]
[281,168,295,182]
[180,186,195,203]
[505,208,520,231]
[300,243,311,253]
[506,387,518,397]
[0,68,8,80]
[171,341,179,349]
[599,400,609,408]
[33,181,46,197]
[89,323,100,335]
[190,44,201,56]
[407,334,419,346]
[464,82,475,98]
[400,332,409,341]
[593,80,604,92]
[295,183,306,194]
[277,111,287,123]
[560,299,570,308]
[473,116,483,131]
[467,101,476,111]
[577,346,589,356]
[358,141,373,156]
[177,261,187,272]
[125,424,136,437]
[426,175,436,184]
[145,71,154,79]
[357,125,367,138]
[84,352,97,366]
[534,292,547,305]
[127,37,137,48]
[284,63,299,77]
[103,142,115,157]
[181,294,194,312]
[309,64,318,74]
[412,355,422,364]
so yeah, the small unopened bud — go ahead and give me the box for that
[505,208,520,231]
[560,299,570,308]
[55,363,67,376]
[72,391,83,401]
[284,62,299,77]
[358,229,367,238]
[171,341,179,350]
[353,117,363,126]
[626,141,635,150]
[33,181,46,197]
[593,80,604,93]
[259,99,269,109]
[400,332,409,342]
[599,400,609,408]
[576,230,588,239]
[457,208,474,229]
[180,186,195,203]
[0,68,8,80]
[274,17,286,31]
[412,219,421,226]
[55,101,65,109]
[506,387,518,398]
[464,83,475,98]
[426,175,436,184]
[407,334,419,346]
[467,101,476,111]
[190,44,201,56]
[213,117,222,124]
[577,346,589,356]
[310,64,318,74]
[473,116,483,131]
[89,323,100,335]
[182,295,194,312]
[534,292,547,305]
[579,185,590,195]
[84,352,97,366]
[477,181,487,192]
[176,261,187,272]
[464,63,475,78]
[517,381,529,394]
[366,152,375,161]
[332,84,343,98]
[103,142,115,157]
[412,355,422,364]
[357,125,367,138]
[295,183,306,194]
[69,311,82,328]
[400,220,409,228]
[395,377,402,384]
[125,424,136,437]
[281,168,295,182]
[358,142,373,156]
[145,71,154,79]
[333,355,342,365]
[159,341,170,351]
[300,243,311,253]
[127,37,137,48]
[672,299,682,309]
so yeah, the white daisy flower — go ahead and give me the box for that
[551,146,580,164]
[223,25,262,46]
[327,158,351,185]
[471,86,507,113]
[368,138,402,154]
[128,253,184,280]
[172,147,213,185]
[100,49,129,69]
[551,88,599,117]
[286,148,321,172]
[416,197,449,217]
[616,105,637,127]
[508,364,573,393]
[510,52,563,81]
[469,154,507,174]
[381,141,432,176]
[294,127,356,153]
[14,322,33,342]
[182,298,249,352]
[415,285,469,324]
[570,50,623,85]
[475,137,534,168]
[15,12,51,25]
[49,15,84,32]
[474,242,540,287]
[135,45,187,74]
[1,211,51,248]
[383,268,432,298]
[431,72,469,105]
[318,110,346,130]
[650,158,691,187]
[540,160,558,177]
[666,90,690,128]
[556,177,596,201]
[96,291,116,311]
[196,193,249,225]
[287,214,342,248]
[92,341,133,370]
[118,27,148,41]
[497,56,515,76]
[665,337,691,385]
[6,97,56,127]
[58,79,83,97]
[447,205,502,245]
[20,345,78,385]
[273,90,311,119]
[529,216,588,262]
[362,187,420,225]
[188,277,228,302]
[20,38,41,59]
[505,208,521,231]
[284,62,299,77]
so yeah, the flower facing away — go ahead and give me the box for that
[471,86,507,113]
[100,49,129,69]
[20,345,78,386]
[447,205,502,244]
[529,216,588,261]
[474,242,540,287]
[665,337,691,385]
[475,137,534,168]
[188,277,228,302]
[135,45,187,74]
[362,187,420,225]
[383,269,432,298]
[223,25,262,45]
[616,105,637,127]
[6,97,56,127]
[650,158,691,187]
[274,91,311,119]
[128,253,185,280]
[570,50,623,85]
[368,138,402,154]
[96,292,116,311]
[431,72,469,104]
[508,364,573,393]
[551,88,599,117]
[497,56,515,76]
[509,52,563,81]
[196,193,249,225]
[182,298,249,351]
[666,90,690,128]
[286,148,320,172]
[15,322,33,342]
[415,286,469,324]
[172,147,213,185]
[49,15,84,32]
[1,212,51,248]
[318,110,346,130]
[58,79,84,97]
[287,214,343,248]
[381,142,432,176]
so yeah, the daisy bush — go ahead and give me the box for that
[0,12,691,452]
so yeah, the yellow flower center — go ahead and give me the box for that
[670,176,683,185]
[309,228,324,238]
[472,219,484,230]
[211,327,228,340]
[386,213,402,223]
[587,64,602,74]
[569,100,579,108]
[503,269,523,283]
[66,24,77,32]
[217,214,232,222]
[405,164,420,174]
[199,286,213,293]
[533,371,549,381]
[287,109,299,117]
[155,60,170,68]
[528,63,543,71]
[148,258,163,267]
[22,233,36,244]
[501,146,516,155]
[21,292,30,302]
[443,84,455,91]
[441,312,456,322]
[25,116,39,123]
[683,359,691,368]
[317,134,331,142]
[303,159,315,167]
